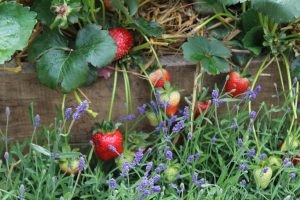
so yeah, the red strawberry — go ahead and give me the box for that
[149,69,171,88]
[225,72,250,97]
[194,101,210,119]
[92,129,123,161]
[109,27,134,60]
[59,158,79,175]
[104,0,112,11]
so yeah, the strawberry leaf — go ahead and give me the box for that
[37,49,89,93]
[242,26,264,55]
[28,29,68,62]
[252,0,300,23]
[31,0,55,26]
[291,57,300,81]
[182,36,231,75]
[75,24,117,68]
[219,0,248,5]
[134,18,165,37]
[0,2,36,64]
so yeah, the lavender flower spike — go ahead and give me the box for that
[78,156,85,172]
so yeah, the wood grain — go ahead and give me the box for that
[0,56,287,144]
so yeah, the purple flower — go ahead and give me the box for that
[108,178,117,190]
[5,106,10,117]
[259,153,266,161]
[240,163,248,171]
[154,164,167,173]
[240,179,247,186]
[108,145,117,153]
[172,120,185,133]
[263,167,269,173]
[183,106,189,120]
[134,148,144,164]
[151,185,161,194]
[290,172,296,178]
[34,114,40,128]
[126,114,136,121]
[212,90,219,99]
[18,184,25,200]
[247,149,256,158]
[192,173,198,183]
[165,136,171,142]
[195,152,200,159]
[166,151,173,161]
[155,121,165,132]
[238,138,243,146]
[138,104,147,115]
[120,161,130,177]
[248,127,253,133]
[150,100,158,114]
[72,100,88,120]
[144,162,153,176]
[187,132,192,140]
[78,156,85,172]
[168,115,178,127]
[64,108,72,120]
[211,136,217,143]
[283,158,291,167]
[146,148,152,154]
[50,153,60,159]
[231,120,238,129]
[153,175,160,183]
[187,155,194,163]
[250,111,256,119]
[4,152,9,161]
[169,183,178,189]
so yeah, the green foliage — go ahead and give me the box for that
[219,0,248,5]
[0,2,36,64]
[31,25,117,93]
[133,18,165,37]
[242,26,264,55]
[182,36,231,75]
[291,57,300,81]
[252,0,300,23]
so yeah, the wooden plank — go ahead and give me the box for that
[0,56,287,144]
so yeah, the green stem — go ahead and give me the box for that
[62,94,67,121]
[275,55,287,99]
[140,33,162,68]
[242,2,246,13]
[89,0,99,24]
[195,13,237,31]
[99,0,106,27]
[70,172,81,200]
[131,42,151,52]
[122,65,131,148]
[73,91,98,118]
[108,67,118,121]
[282,53,297,120]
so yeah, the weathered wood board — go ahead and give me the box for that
[0,56,286,144]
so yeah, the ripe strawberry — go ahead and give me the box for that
[225,72,250,97]
[92,123,123,161]
[254,167,273,189]
[59,158,79,175]
[164,164,180,182]
[194,101,210,119]
[149,69,171,88]
[109,27,134,60]
[146,111,159,126]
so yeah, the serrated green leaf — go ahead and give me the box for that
[31,0,55,26]
[36,49,89,93]
[134,18,165,37]
[291,57,300,81]
[252,0,300,23]
[0,2,36,64]
[28,29,68,62]
[193,0,223,15]
[219,0,248,5]
[182,36,231,75]
[125,0,138,15]
[75,24,117,67]
[242,26,264,55]
[240,9,260,33]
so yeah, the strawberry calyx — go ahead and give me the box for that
[93,121,121,135]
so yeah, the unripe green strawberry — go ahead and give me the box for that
[59,158,79,175]
[146,111,159,127]
[115,151,134,170]
[254,167,272,189]
[164,164,180,182]
[268,156,282,170]
[280,137,300,152]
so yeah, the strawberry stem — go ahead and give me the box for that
[108,66,119,122]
